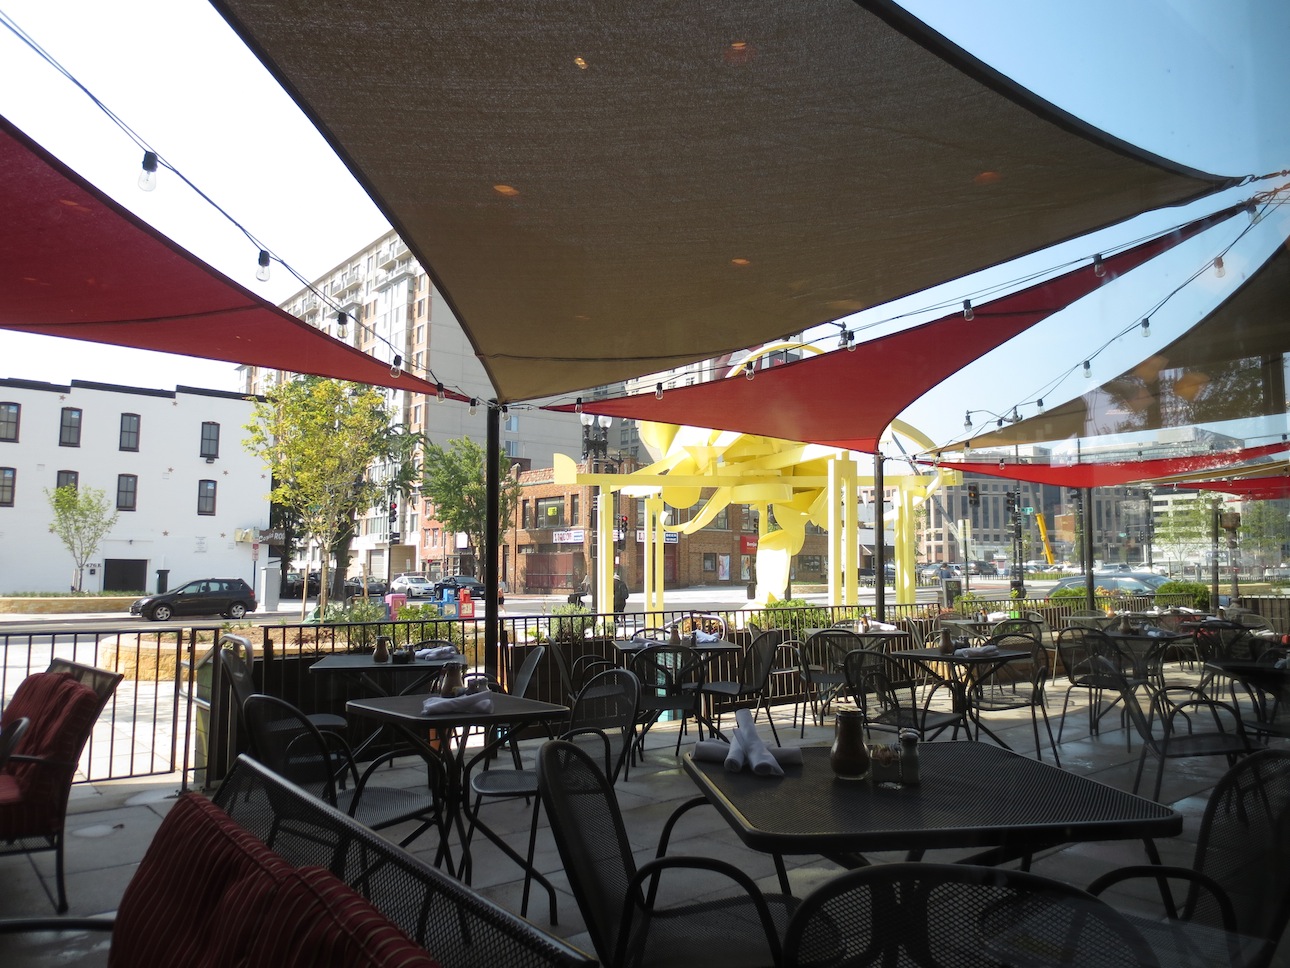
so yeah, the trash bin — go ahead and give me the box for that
[385,592,407,619]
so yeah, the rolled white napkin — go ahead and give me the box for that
[987,611,1009,621]
[694,629,720,643]
[954,644,1000,657]
[420,692,493,715]
[416,645,460,660]
[868,621,898,631]
[723,734,746,772]
[734,709,784,776]
[694,740,803,768]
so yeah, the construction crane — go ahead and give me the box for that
[1034,510,1056,565]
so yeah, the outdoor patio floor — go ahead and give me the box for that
[1,671,1284,964]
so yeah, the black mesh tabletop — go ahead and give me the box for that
[683,744,1180,857]
[348,692,568,729]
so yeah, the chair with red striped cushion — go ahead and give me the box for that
[0,665,119,912]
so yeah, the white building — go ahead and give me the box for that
[0,379,270,596]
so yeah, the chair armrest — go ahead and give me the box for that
[621,855,782,968]
[1087,864,1238,931]
[655,795,713,859]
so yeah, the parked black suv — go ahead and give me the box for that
[130,578,258,622]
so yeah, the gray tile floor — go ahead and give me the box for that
[0,672,1281,965]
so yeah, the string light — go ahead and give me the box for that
[469,398,478,415]
[137,151,158,192]
[389,355,402,378]
[744,366,755,381]
[655,383,664,399]
[1083,360,1092,379]
[962,300,974,321]
[963,410,973,431]
[256,249,271,282]
[1036,398,1044,414]
[1213,256,1226,278]
[1140,318,1150,338]
[335,312,347,339]
[574,397,583,413]
[435,382,446,402]
[1092,253,1105,278]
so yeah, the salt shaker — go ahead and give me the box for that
[898,729,920,785]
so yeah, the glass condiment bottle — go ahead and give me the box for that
[373,634,391,663]
[830,706,870,780]
[898,729,920,785]
[939,627,955,654]
[440,662,464,697]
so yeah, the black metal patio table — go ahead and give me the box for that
[1205,658,1290,739]
[346,692,570,919]
[678,743,1181,895]
[888,647,1031,748]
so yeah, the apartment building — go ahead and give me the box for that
[0,378,269,595]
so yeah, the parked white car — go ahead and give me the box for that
[390,574,434,598]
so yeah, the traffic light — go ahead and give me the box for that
[1005,491,1016,513]
[388,500,398,525]
[617,514,628,549]
[967,484,979,507]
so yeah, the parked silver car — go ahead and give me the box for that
[389,574,434,598]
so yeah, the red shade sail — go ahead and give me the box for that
[548,207,1239,451]
[0,115,466,401]
[926,441,1288,489]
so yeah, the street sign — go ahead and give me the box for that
[1023,507,1034,514]
[389,532,402,543]
[251,542,260,561]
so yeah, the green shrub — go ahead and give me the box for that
[1048,586,1087,600]
[760,599,834,636]
[1156,580,1210,611]
[548,603,593,644]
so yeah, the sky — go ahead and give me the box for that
[0,1,1287,449]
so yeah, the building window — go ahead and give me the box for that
[536,497,565,528]
[59,407,82,447]
[200,422,220,459]
[56,470,79,490]
[0,467,13,506]
[521,499,532,529]
[504,413,520,433]
[703,553,717,572]
[708,507,730,530]
[119,413,140,451]
[197,479,217,515]
[117,474,138,511]
[504,440,521,458]
[570,493,580,524]
[0,402,18,442]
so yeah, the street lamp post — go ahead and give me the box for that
[581,413,613,613]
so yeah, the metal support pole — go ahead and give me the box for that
[874,455,885,622]
[485,402,500,680]
[1081,488,1096,611]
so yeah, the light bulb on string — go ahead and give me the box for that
[389,355,402,378]
[574,397,583,414]
[256,250,271,282]
[1092,254,1105,278]
[962,300,974,321]
[655,383,664,400]
[436,382,446,402]
[963,410,972,432]
[469,398,478,416]
[1036,398,1044,414]
[138,151,158,191]
[744,365,755,381]
[335,312,348,339]
[1140,318,1150,338]
[1083,360,1092,379]
[1214,256,1226,278]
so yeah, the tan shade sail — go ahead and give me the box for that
[545,208,1239,452]
[963,242,1290,450]
[210,0,1234,403]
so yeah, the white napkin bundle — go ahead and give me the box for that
[420,692,494,714]
[986,611,1009,622]
[954,644,1000,657]
[720,709,787,776]
[693,629,720,643]
[867,620,898,631]
[693,739,803,772]
[415,645,460,660]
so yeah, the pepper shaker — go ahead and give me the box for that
[898,729,920,785]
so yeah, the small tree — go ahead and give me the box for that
[244,378,398,613]
[420,437,520,582]
[46,485,118,592]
